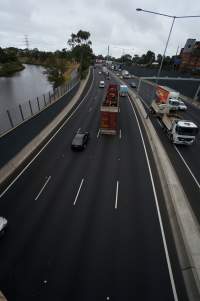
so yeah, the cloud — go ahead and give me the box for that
[0,0,199,57]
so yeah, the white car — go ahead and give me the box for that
[178,100,187,111]
[0,217,8,235]
[98,71,102,74]
[99,80,105,88]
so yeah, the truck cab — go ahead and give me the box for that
[168,98,180,111]
[162,115,199,145]
[172,120,198,145]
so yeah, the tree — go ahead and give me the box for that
[157,54,162,64]
[145,50,155,65]
[132,54,139,64]
[67,30,93,78]
[121,54,132,64]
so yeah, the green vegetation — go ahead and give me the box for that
[0,29,94,86]
[68,30,93,79]
[0,47,24,76]
[105,50,178,70]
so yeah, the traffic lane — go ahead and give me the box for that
[2,72,106,298]
[182,102,200,127]
[0,69,103,276]
[116,96,176,300]
[1,129,120,299]
[132,80,200,188]
[0,66,101,201]
[150,117,200,224]
[45,135,120,300]
[0,89,102,256]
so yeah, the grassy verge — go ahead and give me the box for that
[0,62,25,77]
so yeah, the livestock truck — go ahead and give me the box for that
[151,85,199,145]
[100,84,119,135]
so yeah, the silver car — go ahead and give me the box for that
[178,100,187,111]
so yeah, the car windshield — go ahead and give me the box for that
[176,125,198,136]
[169,100,179,106]
[73,134,84,144]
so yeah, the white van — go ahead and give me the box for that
[99,81,105,88]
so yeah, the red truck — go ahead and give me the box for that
[100,84,119,135]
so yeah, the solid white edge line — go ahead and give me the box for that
[0,69,95,199]
[35,176,51,201]
[119,129,122,139]
[73,178,84,206]
[128,95,178,301]
[174,146,200,190]
[115,181,119,209]
[97,129,100,138]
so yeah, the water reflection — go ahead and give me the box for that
[0,64,52,111]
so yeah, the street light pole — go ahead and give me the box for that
[156,16,175,82]
[136,8,200,83]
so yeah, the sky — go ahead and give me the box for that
[0,0,200,58]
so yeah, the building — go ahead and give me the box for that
[180,39,200,72]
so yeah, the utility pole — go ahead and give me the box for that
[176,45,179,56]
[107,45,110,63]
[24,35,29,49]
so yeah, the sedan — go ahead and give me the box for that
[130,81,137,88]
[0,217,8,235]
[71,132,90,151]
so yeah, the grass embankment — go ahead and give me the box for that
[19,57,79,82]
[63,62,79,81]
[0,62,25,76]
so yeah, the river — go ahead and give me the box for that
[0,64,52,112]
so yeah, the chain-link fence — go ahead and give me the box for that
[0,76,80,136]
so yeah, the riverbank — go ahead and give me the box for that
[0,62,25,77]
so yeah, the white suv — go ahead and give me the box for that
[178,100,187,111]
[99,81,105,88]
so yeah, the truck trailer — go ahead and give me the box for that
[100,84,119,135]
[150,85,180,115]
[150,86,199,145]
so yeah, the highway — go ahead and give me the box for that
[123,76,200,224]
[0,67,188,300]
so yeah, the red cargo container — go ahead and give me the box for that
[100,84,119,135]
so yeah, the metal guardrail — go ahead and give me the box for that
[0,76,80,137]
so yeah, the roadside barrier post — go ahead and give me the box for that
[49,92,51,103]
[37,97,40,111]
[6,110,14,128]
[29,100,33,116]
[43,94,46,106]
[19,104,24,121]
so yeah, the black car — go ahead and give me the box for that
[130,81,137,88]
[71,132,90,151]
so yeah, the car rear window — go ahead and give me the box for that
[73,134,84,144]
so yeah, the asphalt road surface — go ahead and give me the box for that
[0,68,188,300]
